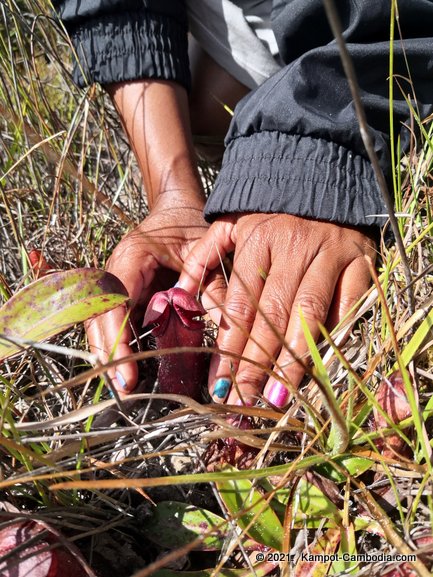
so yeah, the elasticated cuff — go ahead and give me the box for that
[204,131,387,228]
[69,10,190,89]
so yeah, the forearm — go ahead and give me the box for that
[106,79,204,210]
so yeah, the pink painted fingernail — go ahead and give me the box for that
[266,379,290,407]
[227,414,252,429]
[227,397,254,426]
[235,397,254,407]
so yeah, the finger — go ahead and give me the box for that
[86,252,154,393]
[177,218,236,294]
[263,254,341,406]
[208,248,270,403]
[326,255,372,330]
[201,268,227,326]
[85,306,138,393]
[225,261,303,406]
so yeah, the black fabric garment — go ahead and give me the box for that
[53,0,191,89]
[206,0,433,227]
[53,0,433,228]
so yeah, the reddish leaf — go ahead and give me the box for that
[0,520,93,577]
[373,371,412,457]
[382,534,433,576]
[294,527,341,576]
[205,413,258,471]
[29,248,52,279]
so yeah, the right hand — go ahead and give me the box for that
[178,213,375,406]
[86,193,224,393]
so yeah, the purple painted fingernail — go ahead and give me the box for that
[266,379,290,407]
[115,370,128,390]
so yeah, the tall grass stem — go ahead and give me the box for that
[322,0,415,315]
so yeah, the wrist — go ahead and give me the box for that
[108,79,205,209]
[151,189,206,214]
[143,161,205,211]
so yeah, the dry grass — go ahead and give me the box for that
[0,2,433,576]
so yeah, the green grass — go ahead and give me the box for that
[0,1,433,577]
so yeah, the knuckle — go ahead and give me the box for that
[238,364,262,382]
[235,363,267,390]
[295,291,329,322]
[108,236,137,264]
[223,292,255,325]
[257,299,289,335]
[338,294,361,312]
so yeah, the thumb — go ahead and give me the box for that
[177,217,236,294]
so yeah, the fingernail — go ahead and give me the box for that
[226,397,254,426]
[266,379,289,407]
[235,397,254,407]
[115,370,128,390]
[213,378,231,400]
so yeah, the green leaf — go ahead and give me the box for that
[298,310,348,454]
[330,523,357,575]
[0,268,128,360]
[352,516,384,537]
[268,478,341,527]
[217,469,284,551]
[294,477,341,524]
[392,309,433,371]
[315,456,373,483]
[141,501,229,551]
[294,528,341,576]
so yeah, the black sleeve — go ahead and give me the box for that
[204,0,433,228]
[52,0,190,89]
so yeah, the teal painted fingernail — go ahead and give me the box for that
[213,378,231,400]
[115,370,127,390]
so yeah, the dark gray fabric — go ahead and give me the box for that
[53,0,190,88]
[205,0,433,226]
[204,131,387,227]
[56,1,187,26]
[53,0,433,228]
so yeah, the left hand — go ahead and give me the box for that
[85,194,224,393]
[178,213,376,406]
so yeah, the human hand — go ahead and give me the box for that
[178,213,376,406]
[86,193,220,393]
